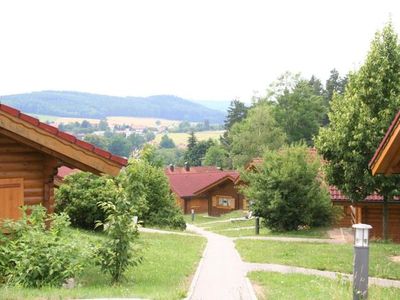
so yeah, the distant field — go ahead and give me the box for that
[155,131,224,148]
[33,114,181,128]
[106,116,180,127]
[31,114,60,123]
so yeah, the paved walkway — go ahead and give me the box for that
[186,224,257,300]
[245,262,400,288]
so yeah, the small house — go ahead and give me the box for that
[165,165,245,216]
[0,104,127,222]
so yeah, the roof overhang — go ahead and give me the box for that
[370,111,400,175]
[193,175,236,196]
[0,105,127,176]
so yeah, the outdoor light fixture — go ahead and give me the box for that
[352,223,372,300]
[353,224,372,248]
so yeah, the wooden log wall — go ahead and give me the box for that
[362,205,400,242]
[0,133,59,216]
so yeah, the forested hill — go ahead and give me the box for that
[0,91,226,123]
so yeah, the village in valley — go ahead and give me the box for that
[2,1,400,300]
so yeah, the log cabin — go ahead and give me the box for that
[0,104,127,222]
[246,151,400,242]
[165,164,245,216]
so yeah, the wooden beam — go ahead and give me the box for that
[0,113,123,176]
[371,119,400,175]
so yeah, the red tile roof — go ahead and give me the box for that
[329,186,386,202]
[0,104,127,166]
[57,166,80,178]
[165,166,240,197]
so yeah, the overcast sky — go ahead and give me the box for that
[0,0,399,102]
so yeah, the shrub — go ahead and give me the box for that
[0,206,83,288]
[241,144,334,231]
[55,172,119,229]
[123,156,186,230]
[95,188,143,283]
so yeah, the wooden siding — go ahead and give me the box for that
[362,205,400,242]
[0,135,46,208]
[334,204,353,228]
[185,197,209,214]
[207,180,243,216]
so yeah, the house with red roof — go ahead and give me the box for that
[165,164,246,216]
[0,104,127,222]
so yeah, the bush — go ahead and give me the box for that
[95,188,143,283]
[123,150,186,230]
[241,144,334,231]
[55,172,119,230]
[0,206,83,288]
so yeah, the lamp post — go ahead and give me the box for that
[352,223,372,300]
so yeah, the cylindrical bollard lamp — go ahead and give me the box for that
[352,223,372,300]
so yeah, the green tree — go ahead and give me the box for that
[273,79,325,145]
[184,137,215,166]
[204,144,229,168]
[98,119,109,131]
[322,69,348,125]
[221,99,248,149]
[127,133,146,149]
[55,172,118,229]
[84,134,109,149]
[95,187,142,284]
[229,103,286,168]
[159,134,176,148]
[123,151,186,229]
[308,75,324,96]
[315,22,400,239]
[241,144,333,231]
[108,134,131,157]
[155,148,185,166]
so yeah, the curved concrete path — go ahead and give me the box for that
[186,224,257,300]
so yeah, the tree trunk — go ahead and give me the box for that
[383,196,389,241]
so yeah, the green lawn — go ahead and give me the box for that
[237,240,400,280]
[214,225,329,238]
[2,229,206,300]
[184,210,249,225]
[248,271,400,300]
[186,211,330,239]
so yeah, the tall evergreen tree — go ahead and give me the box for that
[220,100,248,150]
[322,69,348,125]
[316,22,400,239]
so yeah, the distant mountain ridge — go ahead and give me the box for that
[0,91,226,123]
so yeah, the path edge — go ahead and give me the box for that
[183,235,209,300]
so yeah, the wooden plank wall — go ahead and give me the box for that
[186,197,209,214]
[363,205,400,242]
[208,181,241,216]
[0,134,45,208]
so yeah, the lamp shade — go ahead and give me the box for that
[352,224,372,247]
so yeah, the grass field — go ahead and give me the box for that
[236,239,400,280]
[2,229,206,300]
[185,211,329,238]
[32,114,182,128]
[155,131,224,148]
[248,271,400,300]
